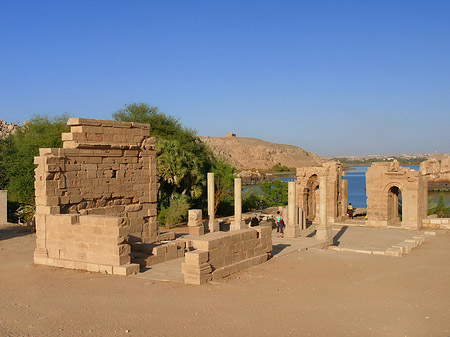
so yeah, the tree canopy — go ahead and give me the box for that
[113,103,235,221]
[0,114,69,210]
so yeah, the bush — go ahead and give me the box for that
[271,164,290,172]
[428,192,450,218]
[242,190,266,212]
[157,194,191,228]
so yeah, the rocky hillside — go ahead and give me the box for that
[0,119,19,138]
[199,136,322,170]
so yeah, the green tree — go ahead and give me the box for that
[156,139,205,203]
[211,160,235,215]
[113,103,215,209]
[260,179,288,206]
[113,102,197,144]
[0,114,69,217]
[242,190,266,212]
[428,192,450,218]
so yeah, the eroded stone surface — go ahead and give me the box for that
[33,118,158,275]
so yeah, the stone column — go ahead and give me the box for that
[316,176,332,244]
[285,181,300,238]
[207,172,219,232]
[340,179,348,221]
[231,178,246,230]
[0,190,7,224]
[299,207,306,230]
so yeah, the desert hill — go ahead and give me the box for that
[199,135,322,170]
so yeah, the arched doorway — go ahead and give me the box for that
[304,175,319,222]
[387,186,402,226]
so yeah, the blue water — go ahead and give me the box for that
[245,166,449,209]
[343,166,420,208]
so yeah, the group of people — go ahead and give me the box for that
[274,202,356,239]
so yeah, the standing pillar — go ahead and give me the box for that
[207,172,219,232]
[340,179,348,221]
[316,176,332,244]
[0,190,7,224]
[285,181,300,238]
[231,178,246,230]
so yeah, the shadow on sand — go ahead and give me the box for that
[332,226,349,246]
[271,243,291,257]
[0,224,34,241]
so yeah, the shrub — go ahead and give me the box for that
[428,192,450,218]
[271,164,290,172]
[242,190,266,212]
[157,194,191,228]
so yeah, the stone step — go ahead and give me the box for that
[130,242,186,268]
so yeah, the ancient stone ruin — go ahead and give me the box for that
[33,118,160,275]
[366,161,428,229]
[295,161,347,224]
[420,155,450,186]
[33,118,272,283]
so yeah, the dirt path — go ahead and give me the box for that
[1,224,449,337]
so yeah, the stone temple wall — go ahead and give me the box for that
[33,118,158,275]
[366,161,427,229]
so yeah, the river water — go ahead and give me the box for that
[343,166,450,208]
[244,166,449,210]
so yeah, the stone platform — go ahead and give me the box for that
[133,222,442,283]
[132,257,185,283]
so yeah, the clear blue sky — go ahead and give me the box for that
[1,0,449,156]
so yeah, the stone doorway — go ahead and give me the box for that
[387,186,402,226]
[304,174,319,222]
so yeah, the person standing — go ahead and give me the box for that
[275,211,284,238]
[347,203,354,219]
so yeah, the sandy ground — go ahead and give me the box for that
[1,224,450,337]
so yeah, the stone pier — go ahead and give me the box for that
[207,172,219,232]
[285,181,300,238]
[188,209,204,236]
[231,178,246,230]
[315,176,332,244]
[0,190,7,224]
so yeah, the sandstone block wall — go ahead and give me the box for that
[182,226,272,285]
[34,118,158,275]
[366,161,427,229]
[0,190,7,224]
[131,239,186,268]
[422,218,450,229]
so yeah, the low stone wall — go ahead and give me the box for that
[34,214,139,275]
[422,218,450,229]
[131,239,186,268]
[182,226,272,285]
